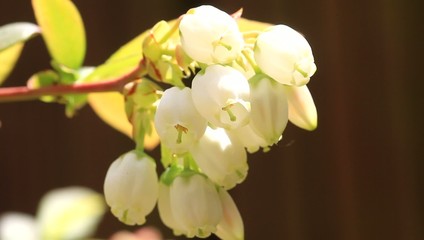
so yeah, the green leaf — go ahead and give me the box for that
[0,22,40,52]
[27,70,60,102]
[0,43,23,85]
[106,19,178,64]
[32,0,86,69]
[84,56,140,83]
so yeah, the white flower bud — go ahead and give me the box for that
[192,65,250,129]
[215,189,244,240]
[170,173,223,238]
[179,5,244,64]
[191,127,248,189]
[284,85,318,130]
[254,25,316,86]
[250,76,289,146]
[104,151,159,225]
[154,87,207,154]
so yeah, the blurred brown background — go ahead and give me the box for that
[0,0,423,239]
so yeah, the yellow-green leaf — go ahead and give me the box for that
[237,18,271,32]
[0,22,40,52]
[0,43,24,85]
[84,56,140,83]
[32,0,86,69]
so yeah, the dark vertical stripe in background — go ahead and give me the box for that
[0,0,422,239]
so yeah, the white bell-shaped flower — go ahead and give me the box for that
[191,127,248,189]
[215,189,244,240]
[170,173,223,238]
[254,25,316,86]
[104,150,159,225]
[155,87,207,154]
[157,182,185,236]
[284,85,318,130]
[249,76,289,146]
[227,123,269,153]
[192,65,251,129]
[179,5,244,64]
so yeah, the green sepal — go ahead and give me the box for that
[131,149,154,161]
[129,109,155,150]
[63,67,95,117]
[248,73,268,87]
[123,79,161,110]
[64,94,88,118]
[160,165,208,187]
[142,20,171,62]
[185,153,200,172]
[123,79,161,149]
[160,165,185,186]
[51,60,78,84]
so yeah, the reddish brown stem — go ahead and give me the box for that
[0,64,144,103]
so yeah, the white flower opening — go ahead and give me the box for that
[254,25,316,86]
[191,127,248,189]
[192,65,251,129]
[179,5,244,64]
[169,174,223,238]
[154,87,207,154]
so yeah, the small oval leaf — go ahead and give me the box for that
[32,0,86,69]
[0,43,24,85]
[0,22,40,51]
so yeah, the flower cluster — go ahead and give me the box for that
[104,5,317,240]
